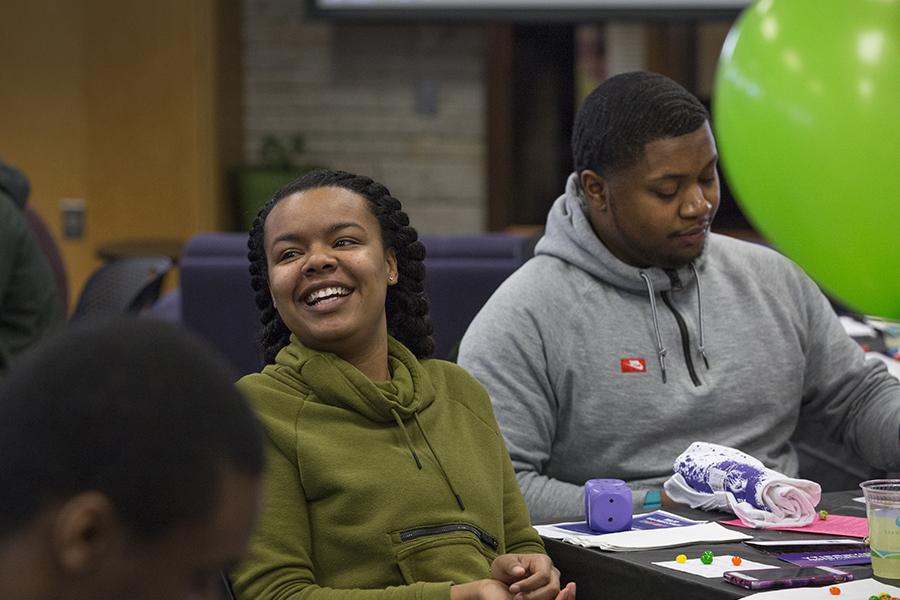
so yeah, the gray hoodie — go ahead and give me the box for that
[458,173,900,524]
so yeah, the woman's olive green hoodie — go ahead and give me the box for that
[231,336,544,600]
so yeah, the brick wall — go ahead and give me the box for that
[242,0,487,233]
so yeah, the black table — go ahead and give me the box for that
[543,491,871,599]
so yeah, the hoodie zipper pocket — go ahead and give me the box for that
[399,523,499,551]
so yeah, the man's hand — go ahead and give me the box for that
[661,489,686,509]
[490,554,576,600]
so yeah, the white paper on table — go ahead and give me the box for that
[863,316,900,334]
[565,522,752,551]
[746,539,866,549]
[841,316,878,337]
[533,510,706,540]
[865,352,900,380]
[652,555,776,579]
[744,578,900,599]
[533,521,584,540]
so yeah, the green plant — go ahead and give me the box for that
[232,133,323,231]
[257,133,307,169]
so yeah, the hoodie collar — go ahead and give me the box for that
[274,335,435,422]
[273,335,465,510]
[534,172,705,294]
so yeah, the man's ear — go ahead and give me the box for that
[579,169,609,212]
[51,492,121,575]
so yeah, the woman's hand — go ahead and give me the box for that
[449,579,514,600]
[449,577,575,600]
[489,554,576,600]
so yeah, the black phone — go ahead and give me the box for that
[723,566,853,590]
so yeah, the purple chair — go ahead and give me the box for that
[175,231,536,375]
[420,233,535,359]
[179,233,260,376]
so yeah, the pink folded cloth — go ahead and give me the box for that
[663,441,822,528]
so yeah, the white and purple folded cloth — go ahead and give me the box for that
[663,441,822,528]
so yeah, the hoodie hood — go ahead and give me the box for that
[534,173,713,383]
[0,160,30,209]
[274,335,435,422]
[273,334,465,510]
[534,172,706,294]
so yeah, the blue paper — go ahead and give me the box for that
[777,550,871,567]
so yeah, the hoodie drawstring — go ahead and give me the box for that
[390,408,422,469]
[639,271,668,383]
[413,413,466,511]
[688,262,711,370]
[390,408,466,511]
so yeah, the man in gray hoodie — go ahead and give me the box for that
[457,71,900,524]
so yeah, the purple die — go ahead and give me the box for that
[585,478,632,533]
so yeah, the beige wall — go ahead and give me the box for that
[1,1,733,309]
[243,0,486,234]
[0,0,233,309]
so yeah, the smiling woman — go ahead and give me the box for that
[262,186,400,379]
[231,169,575,600]
[248,170,433,371]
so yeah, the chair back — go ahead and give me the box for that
[179,233,260,376]
[420,233,536,359]
[71,256,173,321]
[219,573,236,600]
[175,231,537,373]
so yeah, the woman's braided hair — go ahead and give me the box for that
[247,169,434,364]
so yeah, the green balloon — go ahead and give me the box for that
[714,0,900,318]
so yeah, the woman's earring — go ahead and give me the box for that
[388,274,396,284]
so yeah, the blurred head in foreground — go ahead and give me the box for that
[0,318,264,600]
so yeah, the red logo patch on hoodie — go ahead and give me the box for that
[620,358,647,373]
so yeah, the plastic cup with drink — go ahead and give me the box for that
[861,479,900,583]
